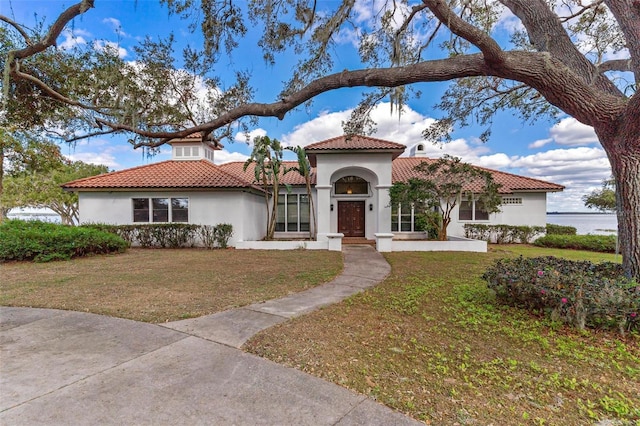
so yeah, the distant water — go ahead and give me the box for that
[546,213,617,235]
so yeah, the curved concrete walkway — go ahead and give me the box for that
[0,246,421,425]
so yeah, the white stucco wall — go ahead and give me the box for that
[77,190,266,245]
[446,192,548,237]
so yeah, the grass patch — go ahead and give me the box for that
[244,246,639,425]
[0,248,342,323]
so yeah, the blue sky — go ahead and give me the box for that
[3,0,616,212]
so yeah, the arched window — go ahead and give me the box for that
[334,176,368,195]
[416,144,424,151]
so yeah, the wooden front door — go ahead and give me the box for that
[338,201,365,237]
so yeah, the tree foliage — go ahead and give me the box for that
[2,0,640,277]
[583,177,616,212]
[389,155,502,241]
[2,159,108,225]
[286,145,316,240]
[243,135,286,240]
[0,131,67,218]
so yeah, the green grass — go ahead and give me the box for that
[0,248,343,323]
[245,245,639,425]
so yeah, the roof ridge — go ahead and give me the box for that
[62,160,175,187]
[473,163,565,189]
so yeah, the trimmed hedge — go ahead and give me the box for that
[546,223,577,235]
[483,256,639,333]
[0,220,128,262]
[85,223,233,249]
[534,234,617,253]
[464,224,545,243]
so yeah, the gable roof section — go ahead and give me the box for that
[392,157,564,194]
[306,134,407,151]
[62,160,261,191]
[305,135,405,165]
[218,161,317,186]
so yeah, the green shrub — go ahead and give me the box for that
[483,256,639,333]
[84,223,232,249]
[0,220,128,262]
[213,223,233,248]
[534,234,617,253]
[546,223,577,235]
[464,224,545,243]
[415,211,441,240]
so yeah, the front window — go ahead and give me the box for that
[132,197,189,223]
[152,198,169,222]
[335,176,368,195]
[133,198,150,222]
[459,198,489,221]
[171,198,189,222]
[276,193,310,232]
[391,203,421,232]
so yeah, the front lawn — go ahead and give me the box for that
[0,248,342,323]
[245,246,639,425]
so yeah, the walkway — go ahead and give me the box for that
[0,246,421,425]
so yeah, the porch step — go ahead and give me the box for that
[342,237,375,246]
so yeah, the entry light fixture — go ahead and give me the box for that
[369,203,373,211]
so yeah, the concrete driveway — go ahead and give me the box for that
[1,246,421,425]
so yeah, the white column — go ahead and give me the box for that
[376,184,392,233]
[315,185,332,241]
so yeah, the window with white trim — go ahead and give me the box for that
[276,194,310,232]
[391,203,420,232]
[459,198,489,221]
[132,198,189,223]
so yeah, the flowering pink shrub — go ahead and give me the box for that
[482,256,639,333]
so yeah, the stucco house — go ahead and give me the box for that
[62,134,563,251]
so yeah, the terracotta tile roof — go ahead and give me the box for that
[392,157,564,193]
[62,160,261,191]
[305,135,406,153]
[219,161,316,186]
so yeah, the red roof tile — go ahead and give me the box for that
[305,135,406,152]
[219,161,316,186]
[62,160,261,190]
[392,157,564,193]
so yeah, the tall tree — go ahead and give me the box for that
[0,130,65,219]
[583,177,616,212]
[2,159,108,224]
[2,1,640,278]
[243,135,286,240]
[389,155,502,241]
[286,146,317,240]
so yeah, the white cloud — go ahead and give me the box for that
[214,150,249,164]
[94,40,128,59]
[65,152,119,169]
[234,128,268,145]
[102,17,129,37]
[548,117,599,146]
[506,147,611,212]
[528,138,553,149]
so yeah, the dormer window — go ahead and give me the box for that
[169,134,220,163]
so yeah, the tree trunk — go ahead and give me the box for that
[306,179,317,240]
[598,118,640,279]
[608,148,640,279]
